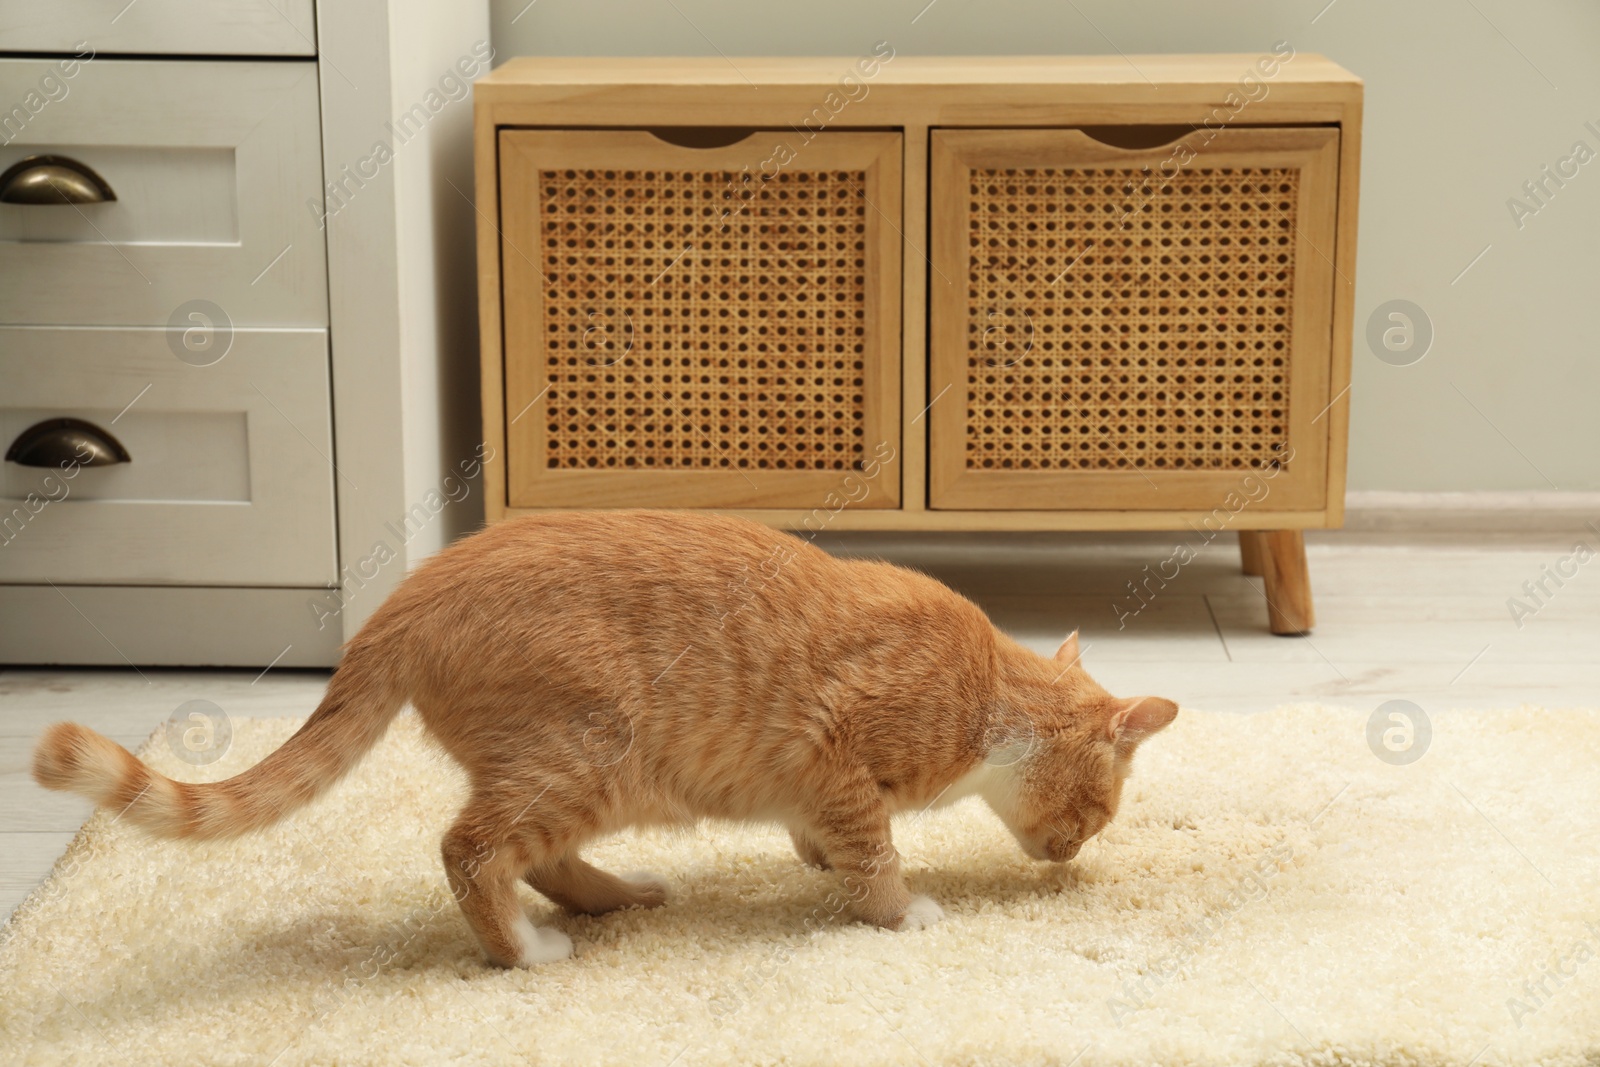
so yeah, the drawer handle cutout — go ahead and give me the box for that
[0,155,117,205]
[645,127,760,149]
[1076,125,1195,151]
[6,418,130,468]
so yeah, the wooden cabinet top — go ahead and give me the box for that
[477,52,1360,95]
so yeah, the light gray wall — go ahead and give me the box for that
[487,0,1600,493]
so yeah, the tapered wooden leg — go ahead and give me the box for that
[1257,530,1315,636]
[1238,531,1266,576]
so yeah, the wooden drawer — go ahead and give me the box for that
[928,127,1340,512]
[0,0,316,56]
[0,326,337,586]
[497,129,903,509]
[0,59,327,327]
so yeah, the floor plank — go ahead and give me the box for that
[0,668,330,739]
[1210,591,1600,665]
[0,832,77,922]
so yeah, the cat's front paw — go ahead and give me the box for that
[513,916,574,966]
[896,895,944,932]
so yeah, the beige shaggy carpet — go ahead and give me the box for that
[2,705,1598,1067]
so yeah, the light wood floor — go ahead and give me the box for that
[4,528,1596,919]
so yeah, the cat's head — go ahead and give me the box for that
[983,631,1178,863]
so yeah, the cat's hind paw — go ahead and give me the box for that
[897,895,944,932]
[788,827,833,870]
[621,870,670,909]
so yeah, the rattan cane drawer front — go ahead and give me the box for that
[498,129,902,510]
[929,127,1340,512]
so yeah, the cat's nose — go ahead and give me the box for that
[1047,838,1082,862]
[1021,838,1053,861]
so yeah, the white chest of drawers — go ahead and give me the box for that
[0,1,490,667]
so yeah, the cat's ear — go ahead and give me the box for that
[1053,630,1081,665]
[1107,696,1178,744]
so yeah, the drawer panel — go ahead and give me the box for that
[498,129,902,510]
[928,126,1340,512]
[0,326,337,586]
[0,1,316,57]
[0,59,327,327]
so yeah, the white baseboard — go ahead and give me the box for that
[1341,491,1600,535]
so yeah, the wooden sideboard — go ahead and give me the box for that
[473,53,1362,634]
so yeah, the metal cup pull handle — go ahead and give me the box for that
[0,155,117,205]
[5,418,130,468]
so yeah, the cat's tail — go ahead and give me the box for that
[30,636,407,841]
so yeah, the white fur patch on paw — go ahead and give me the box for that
[621,870,670,907]
[513,914,574,966]
[899,895,944,932]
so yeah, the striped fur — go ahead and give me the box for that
[32,640,405,841]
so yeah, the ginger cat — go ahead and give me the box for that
[33,511,1178,968]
